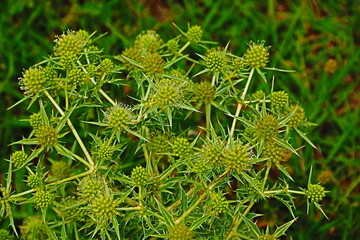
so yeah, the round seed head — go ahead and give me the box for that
[26,174,41,189]
[243,40,270,69]
[68,68,89,87]
[60,51,77,69]
[54,30,88,56]
[247,179,263,199]
[134,30,163,53]
[35,125,58,149]
[186,25,203,43]
[91,194,120,223]
[254,115,279,141]
[20,215,47,240]
[202,144,223,165]
[166,39,180,54]
[87,45,101,64]
[211,194,228,214]
[131,166,149,186]
[34,190,52,208]
[306,184,326,202]
[142,52,164,75]
[122,47,143,70]
[270,91,288,110]
[206,49,226,72]
[172,137,191,158]
[168,224,195,240]
[29,113,43,129]
[50,161,70,179]
[262,141,286,164]
[223,144,251,173]
[96,144,114,162]
[100,58,114,74]
[11,150,28,169]
[43,66,57,82]
[147,132,171,155]
[232,57,245,72]
[193,81,216,105]
[251,90,266,101]
[58,196,83,222]
[77,176,108,202]
[148,81,182,110]
[105,104,132,131]
[19,66,46,95]
[286,105,305,128]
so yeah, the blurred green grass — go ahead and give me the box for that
[0,0,359,239]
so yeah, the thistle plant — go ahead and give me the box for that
[1,25,327,239]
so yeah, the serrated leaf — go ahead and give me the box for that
[256,68,267,83]
[164,54,188,69]
[240,214,261,237]
[273,218,297,237]
[10,138,38,146]
[57,103,78,132]
[314,202,329,220]
[155,197,174,227]
[275,163,294,181]
[241,172,266,198]
[189,215,209,231]
[54,143,74,160]
[7,95,31,110]
[295,128,316,149]
[274,196,295,218]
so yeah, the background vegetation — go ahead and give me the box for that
[0,0,359,239]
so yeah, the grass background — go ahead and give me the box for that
[0,0,359,239]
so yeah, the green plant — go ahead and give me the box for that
[1,26,328,239]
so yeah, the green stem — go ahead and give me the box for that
[262,163,271,190]
[47,170,93,186]
[44,90,95,168]
[264,189,306,195]
[205,103,211,138]
[179,41,190,54]
[117,206,142,211]
[226,201,255,239]
[229,68,255,138]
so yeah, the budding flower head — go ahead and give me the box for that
[172,137,191,158]
[68,68,89,87]
[224,143,251,173]
[306,184,326,202]
[54,30,89,56]
[134,30,163,53]
[167,39,180,54]
[35,125,59,149]
[121,47,142,70]
[0,229,13,240]
[254,115,279,141]
[148,80,182,110]
[57,196,82,222]
[99,58,115,74]
[202,141,224,166]
[147,131,171,155]
[142,52,165,75]
[168,224,195,240]
[243,40,270,69]
[262,141,286,164]
[186,25,203,43]
[252,90,266,101]
[19,66,46,96]
[206,48,226,73]
[50,161,70,179]
[11,150,28,169]
[34,190,52,208]
[193,81,216,105]
[20,215,47,240]
[104,104,133,131]
[271,91,288,110]
[131,166,149,186]
[232,57,245,72]
[286,105,306,128]
[29,113,43,129]
[210,193,228,214]
[27,174,41,189]
[78,176,108,202]
[87,45,101,64]
[91,194,120,223]
[95,143,114,162]
[247,179,263,200]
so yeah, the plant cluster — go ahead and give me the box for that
[1,25,327,239]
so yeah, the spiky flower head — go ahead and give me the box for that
[306,184,326,202]
[193,159,209,173]
[68,68,89,87]
[243,126,256,140]
[29,113,42,129]
[26,174,41,189]
[95,143,114,162]
[58,196,83,222]
[54,30,89,56]
[0,229,13,240]
[168,224,195,240]
[210,193,228,214]
[104,104,133,131]
[172,137,191,158]
[232,57,245,72]
[223,143,251,172]
[87,45,101,63]
[193,81,216,105]
[50,161,70,179]
[142,52,164,75]
[19,66,46,95]
[121,47,142,70]
[167,39,180,54]
[243,40,270,69]
[0,187,11,217]
[11,150,28,169]
[258,234,278,240]
[254,115,279,141]
[148,80,182,110]
[91,194,120,223]
[186,25,203,43]
[271,91,288,110]
[100,58,115,74]
[202,143,224,166]
[131,166,149,186]
[35,125,58,149]
[34,190,52,208]
[147,131,171,155]
[247,179,263,199]
[286,105,305,128]
[252,90,266,101]
[206,48,226,72]
[134,30,163,53]
[78,176,108,202]
[20,215,47,240]
[262,142,286,164]
[60,51,77,69]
